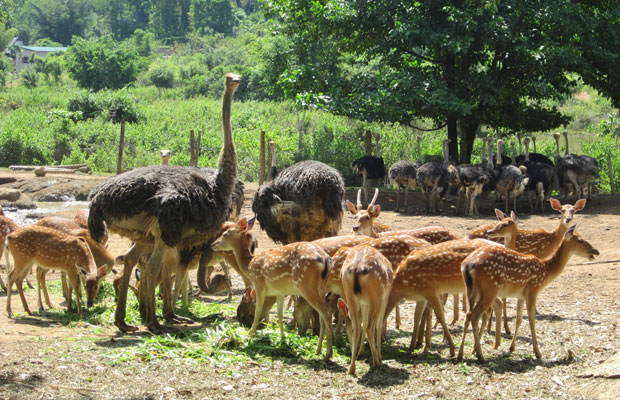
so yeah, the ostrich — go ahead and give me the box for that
[415,139,458,213]
[518,137,557,213]
[563,132,599,199]
[454,139,494,216]
[351,134,385,204]
[515,134,554,166]
[553,133,597,200]
[495,139,529,214]
[252,160,345,245]
[160,150,171,165]
[389,136,423,212]
[88,73,241,333]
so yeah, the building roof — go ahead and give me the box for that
[20,46,67,52]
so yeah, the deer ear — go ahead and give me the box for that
[337,298,349,316]
[247,216,256,231]
[494,208,507,221]
[574,199,586,212]
[369,204,381,218]
[510,211,520,224]
[550,198,562,211]
[346,200,357,215]
[237,218,247,232]
[98,265,108,278]
[565,223,578,239]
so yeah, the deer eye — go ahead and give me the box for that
[365,216,370,220]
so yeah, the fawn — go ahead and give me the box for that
[338,245,393,375]
[6,226,108,317]
[213,218,334,360]
[458,224,599,362]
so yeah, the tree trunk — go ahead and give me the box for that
[259,131,265,185]
[459,120,480,164]
[116,120,126,174]
[447,117,458,164]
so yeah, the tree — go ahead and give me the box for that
[65,36,139,91]
[264,0,620,163]
[21,67,38,90]
[146,61,176,93]
[189,0,239,35]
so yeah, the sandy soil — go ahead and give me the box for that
[0,170,619,399]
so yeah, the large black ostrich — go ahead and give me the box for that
[252,160,345,245]
[88,73,241,333]
[351,156,385,204]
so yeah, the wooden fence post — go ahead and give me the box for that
[608,153,615,195]
[364,130,372,156]
[116,120,126,174]
[259,130,265,185]
[196,130,202,165]
[189,129,196,167]
[267,140,275,181]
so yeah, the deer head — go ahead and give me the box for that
[347,188,380,235]
[550,198,586,225]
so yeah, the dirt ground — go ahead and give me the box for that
[0,170,619,399]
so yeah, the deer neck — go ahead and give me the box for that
[503,230,517,250]
[541,238,574,285]
[231,241,254,274]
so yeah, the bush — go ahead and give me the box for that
[22,68,38,90]
[146,62,176,90]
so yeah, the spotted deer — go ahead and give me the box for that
[385,239,505,356]
[0,209,19,293]
[338,245,393,375]
[33,217,117,311]
[6,226,108,317]
[212,218,334,360]
[458,224,599,362]
[346,188,392,234]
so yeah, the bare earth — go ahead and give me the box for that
[0,170,619,399]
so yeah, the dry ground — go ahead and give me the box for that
[0,170,619,399]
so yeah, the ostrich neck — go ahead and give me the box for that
[443,142,449,166]
[496,143,502,166]
[375,140,381,158]
[216,88,237,198]
[525,140,530,161]
[564,134,570,155]
[554,138,561,161]
[487,142,494,169]
[417,141,423,164]
[518,136,523,156]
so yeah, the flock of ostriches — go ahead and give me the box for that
[0,74,602,376]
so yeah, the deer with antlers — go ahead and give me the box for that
[337,245,393,375]
[385,239,505,356]
[6,226,109,317]
[212,218,334,360]
[458,224,599,362]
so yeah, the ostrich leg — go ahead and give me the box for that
[114,242,146,332]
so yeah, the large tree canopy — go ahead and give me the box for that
[264,0,620,163]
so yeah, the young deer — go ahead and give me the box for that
[213,218,334,360]
[385,239,504,356]
[338,245,393,375]
[458,224,599,362]
[0,210,19,293]
[6,226,108,317]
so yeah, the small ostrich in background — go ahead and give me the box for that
[351,134,385,203]
[495,139,529,214]
[389,136,423,212]
[88,73,241,333]
[518,137,557,213]
[160,150,171,165]
[252,160,345,244]
[416,139,458,213]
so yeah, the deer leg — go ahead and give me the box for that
[394,303,401,330]
[491,299,503,349]
[470,292,498,363]
[36,267,45,311]
[144,241,174,333]
[348,304,361,375]
[502,297,511,335]
[249,286,268,336]
[451,294,460,325]
[276,295,285,340]
[409,300,427,352]
[525,296,542,359]
[114,243,144,332]
[221,261,232,302]
[428,295,456,356]
[509,299,524,352]
[457,312,472,362]
[367,305,382,368]
[67,272,83,318]
[302,288,333,360]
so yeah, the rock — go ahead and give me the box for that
[34,166,46,177]
[0,188,22,202]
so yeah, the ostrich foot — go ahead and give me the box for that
[115,320,139,333]
[147,320,179,334]
[164,312,194,324]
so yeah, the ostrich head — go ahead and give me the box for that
[159,149,171,165]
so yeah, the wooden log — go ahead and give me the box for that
[116,120,126,175]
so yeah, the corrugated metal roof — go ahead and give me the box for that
[20,46,67,52]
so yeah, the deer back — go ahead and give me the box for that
[340,245,393,308]
[377,226,457,244]
[313,234,373,257]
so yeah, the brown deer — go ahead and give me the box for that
[212,218,334,360]
[346,188,392,234]
[458,224,599,362]
[0,209,19,293]
[338,245,393,375]
[385,239,505,356]
[6,226,108,317]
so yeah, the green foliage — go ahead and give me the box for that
[0,22,17,52]
[146,61,176,90]
[189,0,240,35]
[131,29,153,57]
[65,36,140,91]
[68,91,101,121]
[21,67,38,90]
[0,56,11,88]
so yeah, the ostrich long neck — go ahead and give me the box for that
[442,141,449,166]
[525,139,530,161]
[563,133,570,155]
[517,134,523,156]
[481,139,487,164]
[215,85,238,198]
[375,139,381,158]
[554,136,561,162]
[416,138,423,164]
[496,142,502,166]
[487,140,494,169]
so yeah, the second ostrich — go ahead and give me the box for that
[252,160,345,244]
[88,73,241,333]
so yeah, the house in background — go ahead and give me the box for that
[4,38,68,70]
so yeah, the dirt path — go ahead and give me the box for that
[0,170,619,399]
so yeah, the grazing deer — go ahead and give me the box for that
[6,226,108,317]
[0,210,19,293]
[338,245,393,375]
[213,218,334,360]
[74,208,109,245]
[385,239,504,356]
[458,224,599,362]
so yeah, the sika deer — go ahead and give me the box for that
[458,224,599,362]
[212,218,334,360]
[0,210,19,293]
[6,226,108,317]
[346,188,392,234]
[338,245,393,374]
[385,239,504,356]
